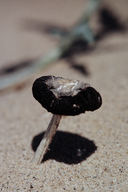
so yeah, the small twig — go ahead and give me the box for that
[0,0,102,91]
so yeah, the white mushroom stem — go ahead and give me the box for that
[32,114,62,165]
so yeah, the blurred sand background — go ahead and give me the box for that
[0,0,128,191]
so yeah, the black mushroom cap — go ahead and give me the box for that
[32,76,102,116]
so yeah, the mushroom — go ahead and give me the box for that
[32,75,102,164]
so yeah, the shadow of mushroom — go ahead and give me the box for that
[31,130,97,164]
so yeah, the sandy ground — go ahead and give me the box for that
[0,0,128,191]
